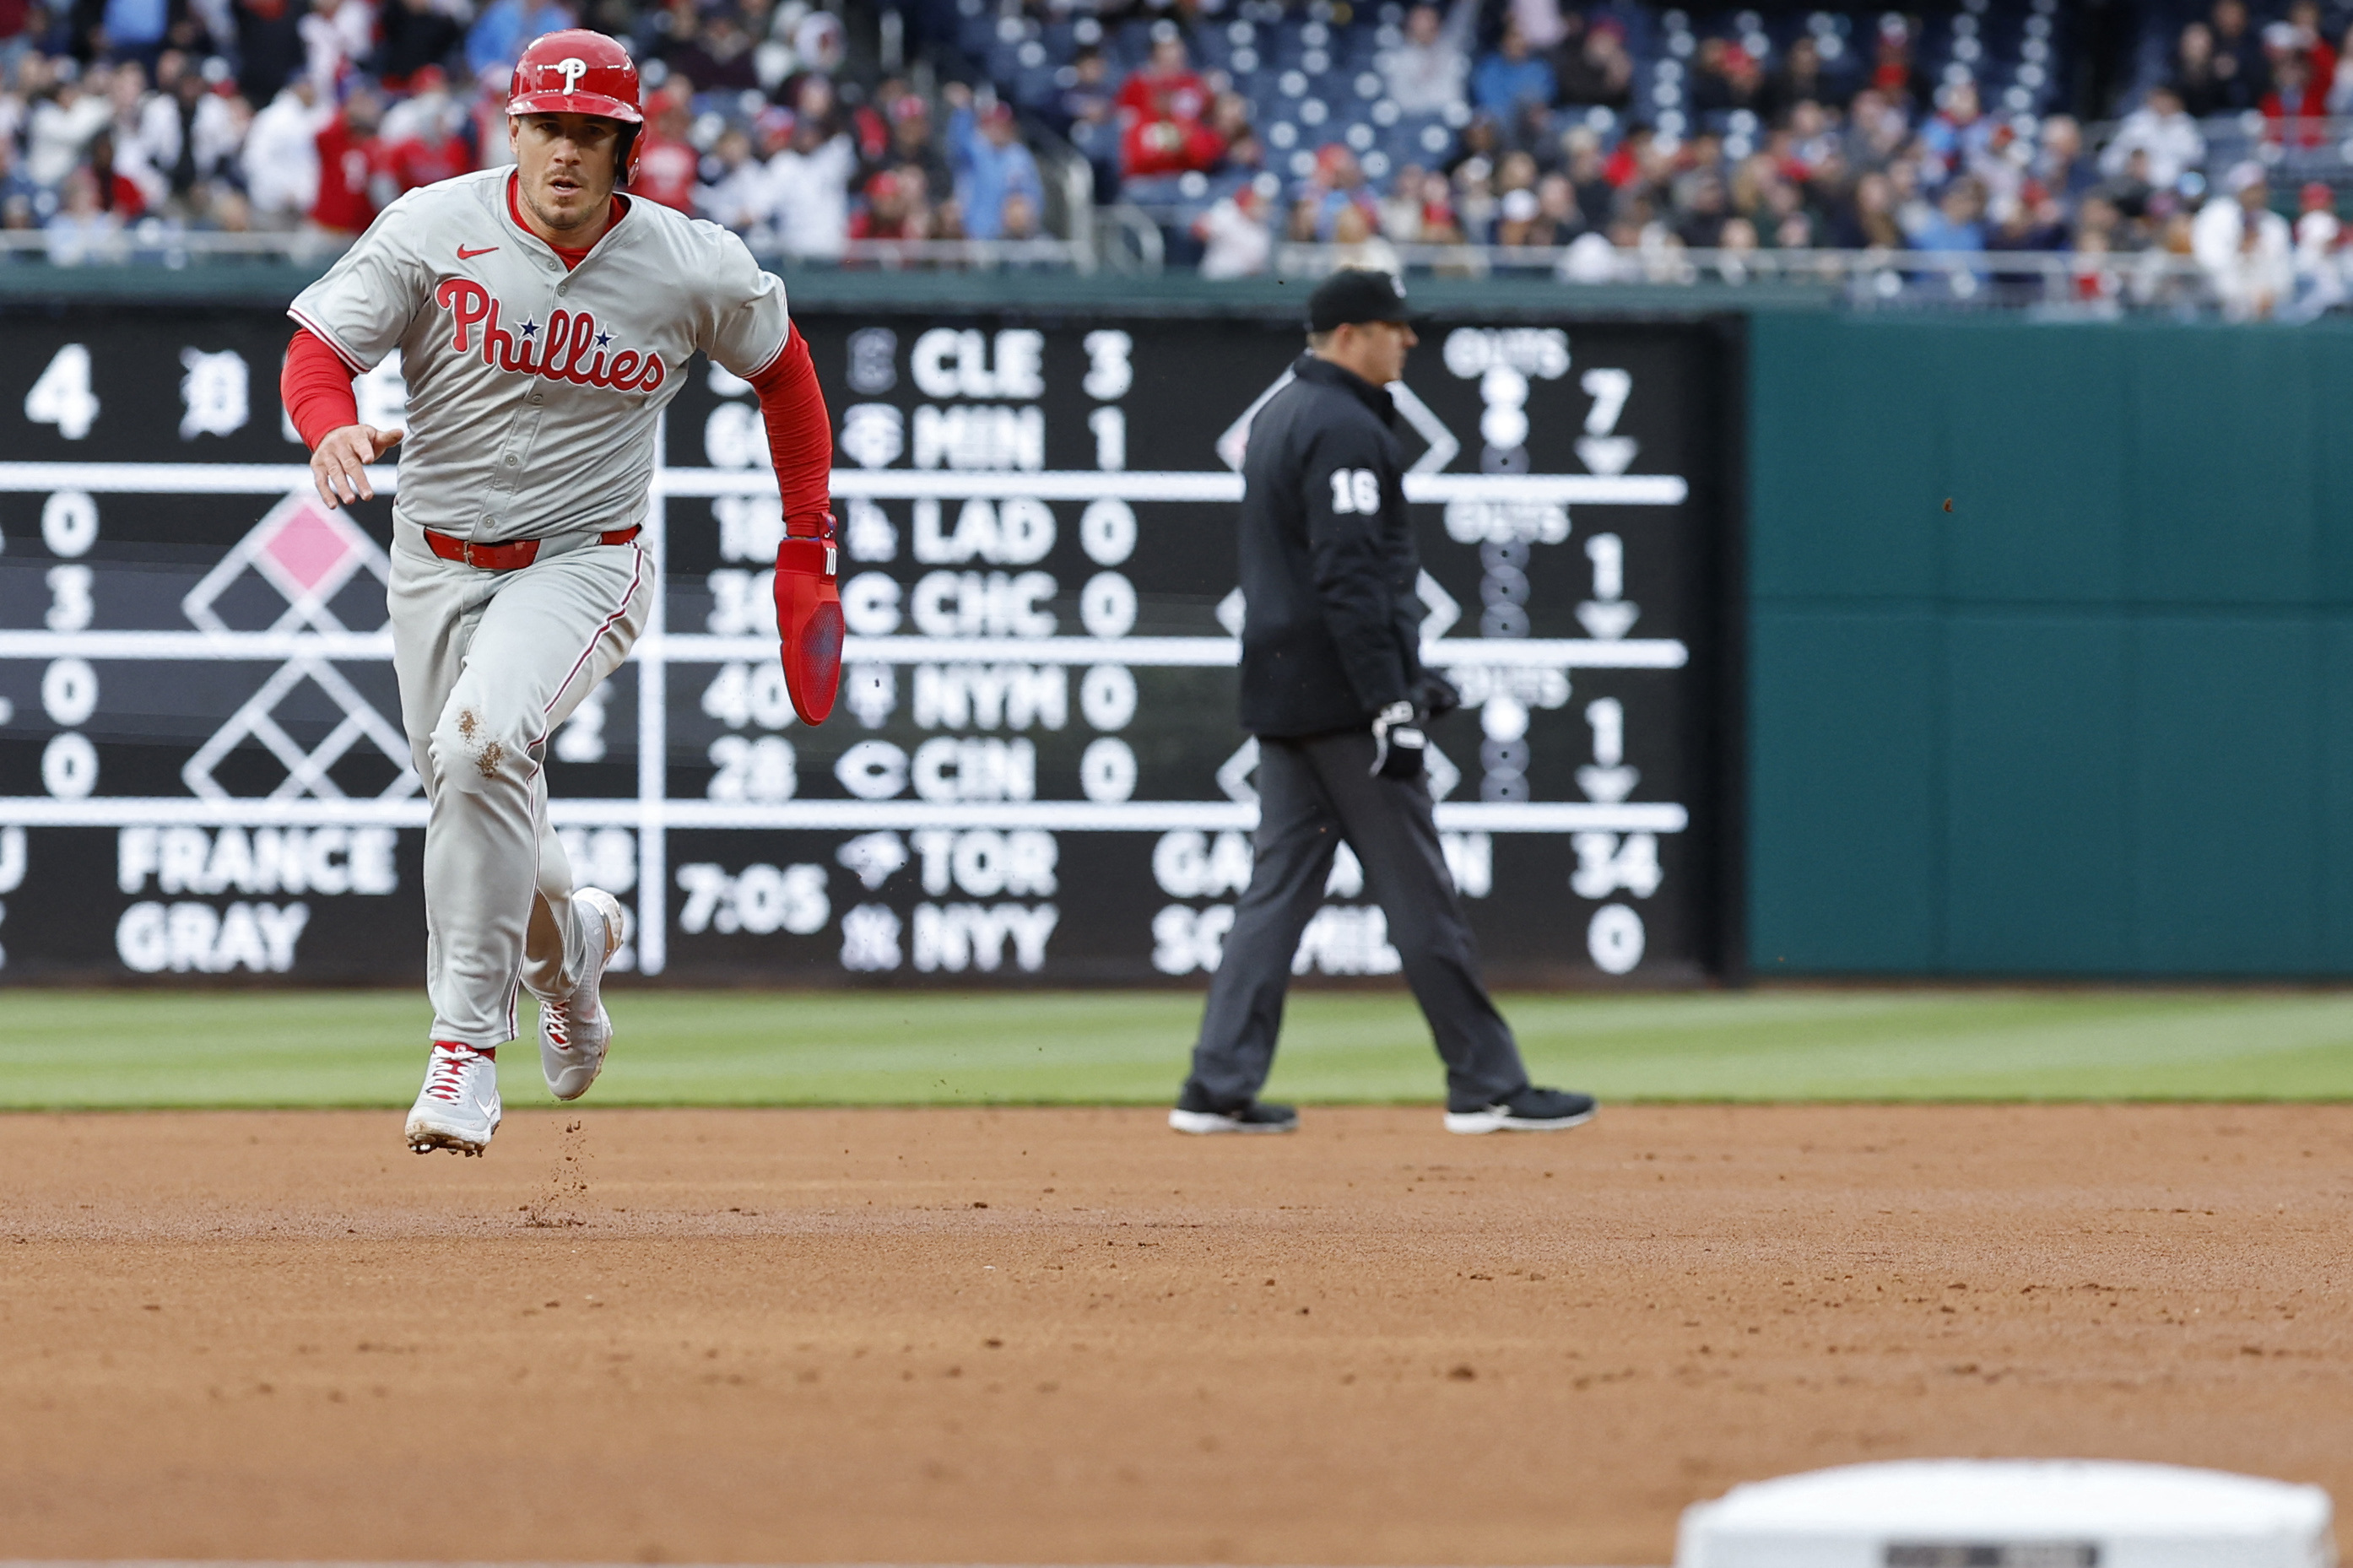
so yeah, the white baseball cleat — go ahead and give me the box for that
[405,1041,501,1155]
[538,887,625,1102]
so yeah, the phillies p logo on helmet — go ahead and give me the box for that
[507,30,646,178]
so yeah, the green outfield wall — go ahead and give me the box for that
[1747,313,2353,976]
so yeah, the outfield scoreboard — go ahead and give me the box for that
[0,304,1734,986]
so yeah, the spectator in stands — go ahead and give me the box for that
[767,105,855,258]
[1382,0,1474,116]
[1511,0,1567,56]
[1910,175,1984,253]
[2101,84,2204,192]
[0,0,33,78]
[1304,142,1377,240]
[2288,179,2342,319]
[1844,87,1910,175]
[0,129,41,214]
[46,163,123,259]
[2193,160,2291,320]
[665,8,758,94]
[944,89,1039,241]
[379,68,469,192]
[233,0,304,105]
[1689,39,1763,118]
[2261,34,2326,146]
[2091,144,2155,236]
[696,124,769,230]
[1552,14,1628,110]
[2173,22,2236,117]
[98,0,172,73]
[1765,34,1833,119]
[1986,184,2066,252]
[107,58,173,207]
[1558,122,1609,213]
[84,130,148,216]
[1866,16,1928,111]
[2031,114,2097,208]
[626,78,698,211]
[1760,176,1815,247]
[1193,177,1268,278]
[1826,168,1901,248]
[1117,30,1209,128]
[1377,162,1423,241]
[307,83,382,233]
[2209,0,2269,108]
[1117,40,1221,181]
[464,0,571,84]
[1918,78,1990,188]
[1328,202,1401,269]
[27,64,112,187]
[154,59,241,201]
[847,165,926,241]
[239,74,317,220]
[998,188,1038,241]
[2330,24,2353,116]
[2287,2,2335,94]
[1672,168,1727,247]
[1057,43,1113,127]
[878,91,951,206]
[2071,194,2121,254]
[300,0,377,100]
[373,0,462,88]
[1534,169,1581,241]
[1472,16,1550,119]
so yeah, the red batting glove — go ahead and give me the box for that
[774,515,843,726]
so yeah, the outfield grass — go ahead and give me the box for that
[5,986,2353,1108]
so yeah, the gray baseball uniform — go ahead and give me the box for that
[290,167,793,1046]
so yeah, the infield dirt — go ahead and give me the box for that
[3,1104,2349,1565]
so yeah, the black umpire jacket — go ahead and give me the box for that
[1236,353,1425,739]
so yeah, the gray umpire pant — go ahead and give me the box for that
[387,521,654,1049]
[1183,728,1530,1111]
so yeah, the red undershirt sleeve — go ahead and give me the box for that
[749,325,835,538]
[280,328,362,451]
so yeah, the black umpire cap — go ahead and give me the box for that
[1307,268,1418,332]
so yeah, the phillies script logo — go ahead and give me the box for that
[435,278,666,392]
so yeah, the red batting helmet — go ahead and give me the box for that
[508,30,645,178]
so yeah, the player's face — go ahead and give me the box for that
[1356,319,1416,384]
[510,112,622,232]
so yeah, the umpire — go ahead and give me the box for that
[1171,270,1598,1137]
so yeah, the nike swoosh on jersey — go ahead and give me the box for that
[457,245,500,260]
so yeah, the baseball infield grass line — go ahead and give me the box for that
[5,987,2353,1109]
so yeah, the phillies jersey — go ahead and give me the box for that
[289,166,791,542]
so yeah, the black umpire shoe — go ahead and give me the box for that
[1169,1081,1300,1135]
[1443,1085,1598,1135]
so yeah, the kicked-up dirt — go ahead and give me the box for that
[1,1103,2350,1565]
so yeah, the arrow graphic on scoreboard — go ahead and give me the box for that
[1216,738,1260,805]
[1575,765,1640,804]
[1576,601,1641,640]
[1577,696,1640,804]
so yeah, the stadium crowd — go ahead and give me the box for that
[1079,0,2351,314]
[0,0,2345,313]
[0,0,1045,254]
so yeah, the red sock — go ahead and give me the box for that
[433,1039,495,1060]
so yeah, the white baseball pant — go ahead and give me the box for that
[387,522,654,1047]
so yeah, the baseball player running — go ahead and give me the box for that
[280,30,841,1155]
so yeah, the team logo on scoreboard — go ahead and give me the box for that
[177,491,416,803]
